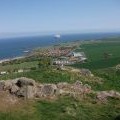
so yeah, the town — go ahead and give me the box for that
[0,44,87,75]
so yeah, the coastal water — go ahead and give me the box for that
[0,32,120,60]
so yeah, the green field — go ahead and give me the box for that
[73,41,120,70]
[0,61,39,72]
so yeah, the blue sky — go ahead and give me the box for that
[0,0,120,36]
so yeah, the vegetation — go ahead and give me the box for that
[0,96,120,120]
[72,39,120,92]
[0,61,39,72]
[73,41,120,70]
[0,38,120,120]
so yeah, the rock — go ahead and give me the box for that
[116,64,120,70]
[0,78,92,100]
[83,84,91,93]
[16,85,36,99]
[4,80,13,90]
[35,84,43,98]
[74,81,83,88]
[57,82,69,89]
[10,84,19,94]
[97,90,120,102]
[41,84,57,97]
[80,69,92,76]
[16,86,26,97]
[0,81,5,90]
[16,77,35,87]
[26,86,36,99]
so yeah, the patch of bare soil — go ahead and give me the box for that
[0,91,25,112]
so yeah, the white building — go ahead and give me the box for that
[53,60,73,65]
[18,69,24,73]
[0,71,7,75]
[68,52,85,57]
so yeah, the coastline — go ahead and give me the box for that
[0,56,25,64]
[1,34,120,64]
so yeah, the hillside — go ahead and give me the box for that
[0,38,120,120]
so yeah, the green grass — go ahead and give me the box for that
[0,69,74,83]
[0,61,39,72]
[71,40,120,92]
[93,68,120,91]
[0,96,120,120]
[73,41,120,70]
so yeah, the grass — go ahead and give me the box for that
[0,61,39,72]
[72,40,120,92]
[93,68,120,91]
[0,69,74,83]
[0,96,120,120]
[73,41,120,70]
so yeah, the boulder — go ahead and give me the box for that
[74,81,83,88]
[35,84,43,98]
[3,80,13,90]
[16,85,36,99]
[41,84,57,97]
[16,77,35,87]
[10,84,19,94]
[26,86,36,99]
[57,82,69,89]
[97,90,120,102]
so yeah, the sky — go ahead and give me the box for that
[0,0,120,37]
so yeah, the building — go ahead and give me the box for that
[0,71,7,75]
[68,52,87,62]
[53,60,74,65]
[68,52,85,57]
[18,69,24,73]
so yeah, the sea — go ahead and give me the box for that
[0,32,120,60]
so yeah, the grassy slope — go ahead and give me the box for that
[0,96,120,120]
[0,61,39,71]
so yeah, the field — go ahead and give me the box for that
[73,41,120,70]
[0,61,39,72]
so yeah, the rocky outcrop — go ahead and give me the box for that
[0,78,92,99]
[0,77,120,103]
[116,64,120,70]
[97,90,120,102]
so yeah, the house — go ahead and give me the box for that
[53,60,74,65]
[18,69,24,73]
[68,52,85,57]
[68,52,87,62]
[0,71,7,75]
